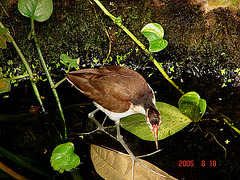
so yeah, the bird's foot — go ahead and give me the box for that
[79,128,100,135]
[79,123,117,141]
[78,109,118,140]
[116,125,166,179]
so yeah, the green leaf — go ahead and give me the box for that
[0,67,11,93]
[18,0,53,22]
[60,54,80,69]
[120,102,191,141]
[141,23,164,39]
[50,142,80,173]
[0,28,12,49]
[178,91,207,122]
[141,23,168,53]
[149,39,168,53]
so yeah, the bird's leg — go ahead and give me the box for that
[80,108,117,140]
[116,123,137,161]
[88,108,105,131]
[101,115,108,126]
[116,123,137,179]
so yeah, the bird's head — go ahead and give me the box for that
[146,107,162,149]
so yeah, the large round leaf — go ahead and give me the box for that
[120,102,191,141]
[178,91,207,122]
[18,0,53,22]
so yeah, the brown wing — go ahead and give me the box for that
[65,66,149,113]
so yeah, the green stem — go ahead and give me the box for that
[31,18,67,141]
[0,21,45,113]
[9,74,31,80]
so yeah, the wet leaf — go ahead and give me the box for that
[0,78,11,94]
[141,23,168,52]
[120,102,191,141]
[18,0,53,22]
[29,105,40,114]
[91,144,177,180]
[50,142,80,173]
[178,91,207,122]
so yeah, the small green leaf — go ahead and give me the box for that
[141,23,168,53]
[60,54,80,69]
[178,92,207,122]
[0,28,12,49]
[18,0,53,22]
[141,23,164,39]
[120,102,191,141]
[149,39,168,53]
[114,17,122,24]
[50,142,80,173]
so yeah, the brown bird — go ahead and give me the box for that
[65,65,162,153]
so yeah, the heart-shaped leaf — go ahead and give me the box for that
[141,23,164,39]
[50,142,80,173]
[120,102,191,141]
[178,91,207,122]
[18,0,53,22]
[91,144,177,180]
[149,39,168,53]
[141,23,168,53]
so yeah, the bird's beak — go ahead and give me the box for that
[151,125,159,149]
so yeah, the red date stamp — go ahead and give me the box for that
[179,160,217,167]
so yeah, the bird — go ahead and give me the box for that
[65,65,162,154]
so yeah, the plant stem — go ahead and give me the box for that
[0,147,53,179]
[0,22,46,113]
[0,161,29,180]
[30,18,67,141]
[9,74,30,80]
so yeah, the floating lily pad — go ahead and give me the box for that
[50,142,80,173]
[120,102,191,141]
[178,91,207,122]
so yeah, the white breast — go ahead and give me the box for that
[93,102,145,125]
